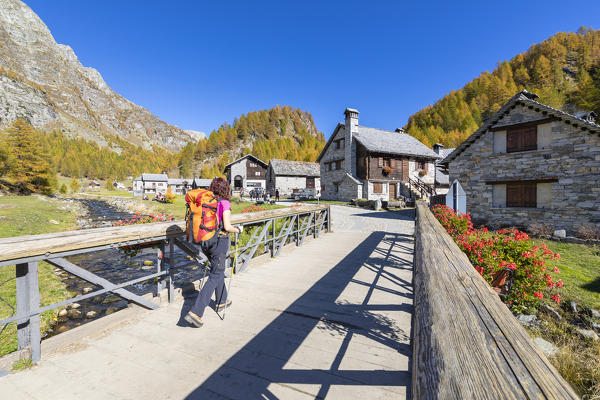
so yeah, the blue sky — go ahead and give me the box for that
[24,0,600,139]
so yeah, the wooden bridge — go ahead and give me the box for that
[0,204,578,399]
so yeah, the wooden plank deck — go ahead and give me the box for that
[0,206,414,399]
[412,203,578,399]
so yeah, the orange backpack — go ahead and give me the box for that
[185,189,222,244]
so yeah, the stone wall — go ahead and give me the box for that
[320,128,348,200]
[448,104,600,234]
[272,176,320,196]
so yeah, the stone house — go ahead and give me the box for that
[132,173,169,196]
[223,154,267,191]
[440,90,600,234]
[317,108,441,201]
[266,159,321,196]
[433,143,455,195]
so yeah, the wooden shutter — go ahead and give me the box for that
[402,159,409,181]
[523,183,537,208]
[423,161,428,172]
[306,177,315,188]
[506,183,522,207]
[378,157,383,167]
[373,182,383,193]
[507,131,520,153]
[523,127,537,151]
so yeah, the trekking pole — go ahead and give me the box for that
[218,230,238,320]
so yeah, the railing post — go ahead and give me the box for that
[16,262,41,363]
[270,218,275,257]
[296,213,300,246]
[156,243,164,296]
[168,239,175,303]
[327,205,331,232]
[312,212,317,239]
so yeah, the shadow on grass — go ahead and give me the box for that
[582,276,600,293]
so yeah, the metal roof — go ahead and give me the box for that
[269,159,320,177]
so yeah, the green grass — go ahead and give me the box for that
[11,358,33,371]
[298,199,349,205]
[534,239,600,310]
[0,195,78,238]
[0,195,79,357]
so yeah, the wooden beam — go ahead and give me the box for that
[484,177,558,185]
[412,203,578,399]
[0,205,328,264]
[45,258,159,310]
[488,117,555,132]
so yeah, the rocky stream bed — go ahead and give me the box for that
[46,199,206,337]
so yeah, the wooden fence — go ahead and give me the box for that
[0,204,330,363]
[412,203,578,399]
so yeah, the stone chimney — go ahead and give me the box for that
[433,143,444,155]
[344,108,359,174]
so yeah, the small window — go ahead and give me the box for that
[507,126,537,153]
[335,160,343,170]
[384,158,391,167]
[334,183,339,193]
[249,162,256,167]
[255,171,261,176]
[378,157,383,167]
[417,161,426,170]
[373,182,383,194]
[507,182,537,208]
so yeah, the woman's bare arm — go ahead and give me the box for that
[222,210,243,234]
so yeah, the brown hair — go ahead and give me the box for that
[209,177,231,200]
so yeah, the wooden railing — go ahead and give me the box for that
[409,176,435,199]
[412,203,577,399]
[0,204,330,363]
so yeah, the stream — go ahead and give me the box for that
[47,199,207,336]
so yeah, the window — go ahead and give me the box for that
[506,182,537,208]
[334,139,345,149]
[384,158,391,167]
[255,171,261,176]
[373,182,383,194]
[334,183,339,193]
[249,162,256,167]
[335,160,343,170]
[507,126,537,153]
[378,157,383,167]
[417,161,427,170]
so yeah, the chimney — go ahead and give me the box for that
[344,108,359,174]
[433,143,444,155]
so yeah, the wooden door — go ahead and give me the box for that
[306,177,315,188]
[390,183,397,200]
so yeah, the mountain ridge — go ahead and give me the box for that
[0,0,195,151]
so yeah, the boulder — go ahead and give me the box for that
[82,287,93,295]
[57,309,68,317]
[553,229,566,238]
[577,328,599,341]
[49,219,59,225]
[517,314,539,328]
[68,303,80,310]
[542,305,562,321]
[533,337,558,357]
[569,301,578,314]
[67,309,82,319]
[102,295,121,304]
[591,309,600,319]
[85,311,97,319]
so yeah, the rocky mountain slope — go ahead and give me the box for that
[0,0,195,151]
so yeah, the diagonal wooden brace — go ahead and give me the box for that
[275,215,296,257]
[46,257,158,310]
[299,213,314,245]
[238,220,271,272]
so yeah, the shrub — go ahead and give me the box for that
[575,225,600,240]
[241,205,265,213]
[164,187,176,204]
[432,205,561,311]
[527,222,554,237]
[59,183,67,194]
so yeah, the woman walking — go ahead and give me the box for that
[184,177,243,327]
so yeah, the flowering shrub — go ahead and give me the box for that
[113,213,173,226]
[241,205,265,213]
[432,205,561,311]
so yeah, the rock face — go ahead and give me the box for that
[0,0,195,151]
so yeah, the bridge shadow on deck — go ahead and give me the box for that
[185,231,414,399]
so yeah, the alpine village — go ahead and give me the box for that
[0,1,599,399]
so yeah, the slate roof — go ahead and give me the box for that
[223,154,268,171]
[270,159,320,177]
[193,178,213,187]
[435,166,450,185]
[141,173,168,182]
[441,90,600,165]
[437,147,455,159]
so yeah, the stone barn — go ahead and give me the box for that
[266,159,321,197]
